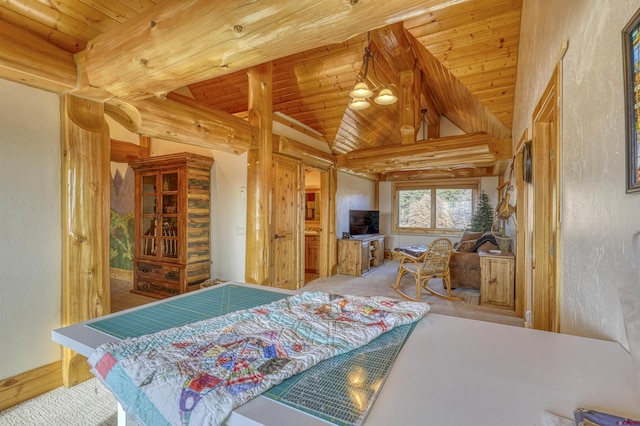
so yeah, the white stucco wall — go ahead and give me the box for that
[0,79,61,379]
[151,140,248,282]
[515,0,640,348]
[336,172,377,236]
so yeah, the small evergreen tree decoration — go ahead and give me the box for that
[468,192,494,232]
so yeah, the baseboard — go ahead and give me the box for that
[0,361,63,410]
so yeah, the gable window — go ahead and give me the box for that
[393,181,478,234]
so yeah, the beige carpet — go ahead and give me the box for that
[300,260,524,327]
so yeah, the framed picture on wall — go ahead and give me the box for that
[623,8,640,193]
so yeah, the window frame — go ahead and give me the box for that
[392,180,479,235]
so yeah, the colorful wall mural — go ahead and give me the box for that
[110,166,135,271]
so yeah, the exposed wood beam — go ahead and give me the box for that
[110,136,150,163]
[399,69,418,144]
[0,20,76,93]
[276,136,336,170]
[372,23,441,125]
[380,167,493,181]
[76,0,449,101]
[104,93,254,154]
[338,133,511,173]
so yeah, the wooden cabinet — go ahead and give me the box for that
[479,251,515,309]
[337,235,385,276]
[130,153,213,299]
[305,234,319,273]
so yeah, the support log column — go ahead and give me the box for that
[61,95,110,386]
[399,69,419,144]
[245,63,274,285]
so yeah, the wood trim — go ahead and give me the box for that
[0,361,62,410]
[514,129,528,319]
[531,64,562,332]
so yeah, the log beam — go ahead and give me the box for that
[399,69,418,144]
[104,93,254,154]
[276,136,336,170]
[110,136,150,163]
[0,20,76,93]
[339,133,511,173]
[380,167,493,181]
[76,0,444,101]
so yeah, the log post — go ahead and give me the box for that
[245,63,274,285]
[399,69,419,144]
[60,95,110,386]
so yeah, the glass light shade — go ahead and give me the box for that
[350,81,373,99]
[374,88,398,105]
[348,97,370,110]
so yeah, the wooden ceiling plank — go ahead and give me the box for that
[404,0,520,32]
[76,0,455,100]
[76,0,143,23]
[426,27,520,57]
[116,0,159,11]
[406,24,512,138]
[406,1,521,41]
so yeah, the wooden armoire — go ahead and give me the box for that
[129,152,213,298]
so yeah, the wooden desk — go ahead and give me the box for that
[52,283,640,425]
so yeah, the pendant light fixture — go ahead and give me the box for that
[348,32,397,110]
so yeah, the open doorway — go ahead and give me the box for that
[304,169,322,283]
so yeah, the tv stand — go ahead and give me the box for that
[337,234,385,276]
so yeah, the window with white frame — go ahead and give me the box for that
[393,181,478,233]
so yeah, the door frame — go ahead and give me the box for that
[531,64,562,332]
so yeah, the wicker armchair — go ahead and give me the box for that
[392,238,461,302]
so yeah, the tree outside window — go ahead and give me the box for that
[394,182,476,233]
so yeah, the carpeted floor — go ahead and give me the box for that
[0,260,522,425]
[300,260,523,327]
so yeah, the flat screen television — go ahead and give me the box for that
[349,210,380,236]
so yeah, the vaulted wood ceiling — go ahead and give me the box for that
[0,0,521,179]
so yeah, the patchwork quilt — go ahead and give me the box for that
[88,291,429,426]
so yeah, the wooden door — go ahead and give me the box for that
[272,154,303,289]
[531,65,561,332]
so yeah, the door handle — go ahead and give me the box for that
[274,234,281,239]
